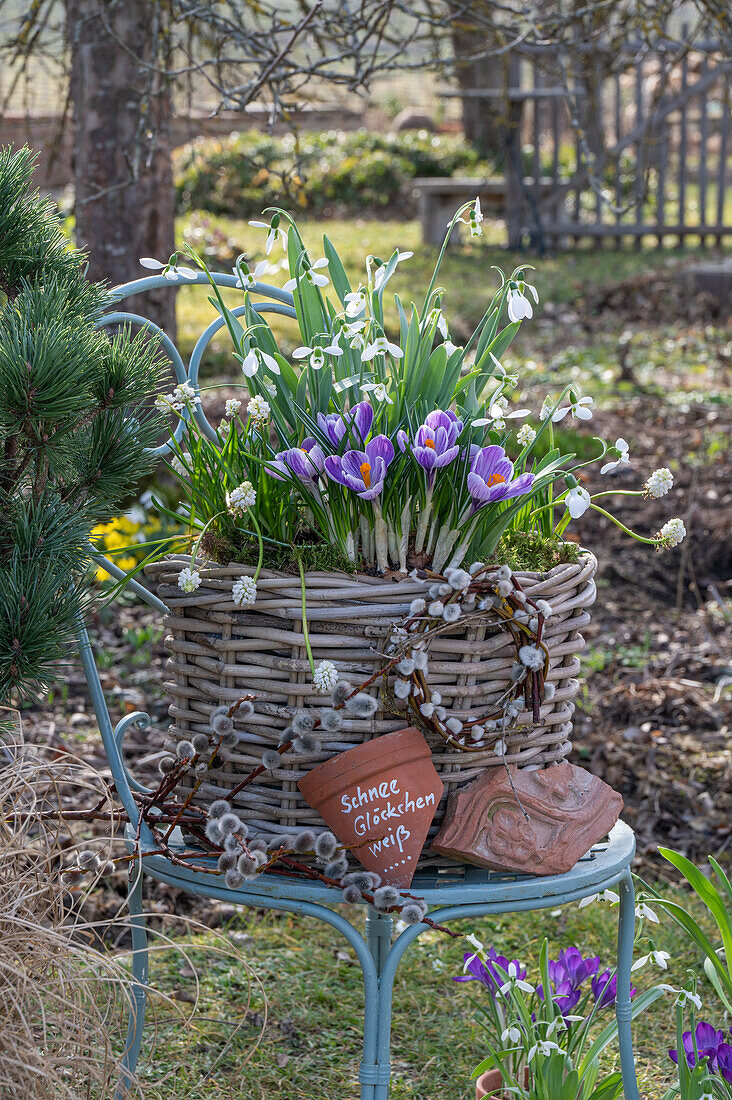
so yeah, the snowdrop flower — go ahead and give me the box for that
[225,398,242,419]
[578,889,620,908]
[501,1027,522,1044]
[247,395,270,427]
[657,518,686,548]
[631,949,671,971]
[488,353,519,387]
[456,197,483,237]
[283,257,329,291]
[344,288,368,317]
[675,989,702,1010]
[553,395,593,422]
[361,381,393,405]
[516,423,536,447]
[227,481,257,515]
[178,566,201,593]
[635,902,659,923]
[474,396,530,431]
[249,216,288,254]
[645,468,674,498]
[140,255,198,280]
[507,280,539,322]
[314,660,338,693]
[566,485,591,518]
[361,335,403,361]
[527,1040,561,1061]
[343,319,367,350]
[241,345,281,378]
[600,438,630,474]
[233,258,268,290]
[293,332,343,370]
[373,249,413,291]
[500,962,534,995]
[232,576,257,606]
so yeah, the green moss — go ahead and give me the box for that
[201,529,355,575]
[494,530,581,573]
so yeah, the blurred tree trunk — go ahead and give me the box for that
[448,1,513,160]
[65,0,176,337]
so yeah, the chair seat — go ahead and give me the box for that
[130,820,634,910]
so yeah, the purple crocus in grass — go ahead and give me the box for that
[669,1022,732,1077]
[268,438,325,484]
[467,445,535,511]
[397,410,462,483]
[536,978,582,1017]
[552,947,600,989]
[317,401,373,449]
[590,968,635,1010]
[453,949,527,995]
[324,435,394,500]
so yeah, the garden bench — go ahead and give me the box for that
[80,271,643,1100]
[412,176,558,245]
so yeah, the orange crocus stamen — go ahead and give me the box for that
[360,461,372,488]
[424,438,436,449]
[487,473,507,487]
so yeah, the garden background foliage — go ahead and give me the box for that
[0,145,166,705]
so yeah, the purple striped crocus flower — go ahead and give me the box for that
[268,438,325,483]
[316,401,373,449]
[467,445,535,511]
[324,435,394,500]
[397,410,462,484]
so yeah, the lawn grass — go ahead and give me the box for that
[133,883,716,1100]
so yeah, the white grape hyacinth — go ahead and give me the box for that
[516,422,536,447]
[178,566,201,593]
[247,395,271,427]
[225,398,242,418]
[314,660,339,693]
[227,481,257,515]
[657,517,686,548]
[232,576,257,606]
[645,468,674,498]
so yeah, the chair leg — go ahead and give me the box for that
[116,869,149,1100]
[616,869,640,1100]
[362,911,395,1100]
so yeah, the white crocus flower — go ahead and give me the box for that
[283,257,329,291]
[248,219,288,254]
[553,395,594,422]
[600,438,630,474]
[361,381,394,405]
[635,902,659,923]
[361,335,403,361]
[527,1041,561,1062]
[499,962,534,995]
[632,950,671,972]
[566,486,591,518]
[373,249,413,291]
[234,258,268,290]
[241,346,281,378]
[140,256,198,281]
[578,889,620,908]
[507,280,539,322]
[501,1027,522,1044]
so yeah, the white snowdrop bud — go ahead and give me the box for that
[409,597,426,616]
[446,717,463,734]
[497,580,513,598]
[535,600,553,617]
[428,600,445,617]
[397,658,415,675]
[419,702,435,718]
[394,679,411,699]
[519,644,544,670]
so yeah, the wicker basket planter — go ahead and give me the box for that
[147,552,596,868]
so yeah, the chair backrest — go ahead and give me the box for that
[100,272,298,456]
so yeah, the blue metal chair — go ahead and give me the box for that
[78,272,641,1100]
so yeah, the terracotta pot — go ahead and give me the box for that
[298,727,443,887]
[476,1066,528,1099]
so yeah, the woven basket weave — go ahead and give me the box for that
[147,553,596,867]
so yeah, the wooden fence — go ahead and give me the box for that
[448,35,732,250]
